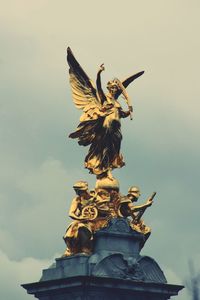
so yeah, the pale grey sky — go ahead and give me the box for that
[1,1,200,299]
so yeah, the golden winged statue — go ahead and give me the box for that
[67,47,144,177]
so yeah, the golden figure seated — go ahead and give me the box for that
[118,186,155,235]
[63,182,111,256]
[63,181,155,256]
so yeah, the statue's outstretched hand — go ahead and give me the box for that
[99,63,105,72]
[146,198,153,207]
[129,107,133,120]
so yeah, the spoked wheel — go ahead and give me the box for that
[82,205,98,220]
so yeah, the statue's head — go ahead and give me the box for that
[73,181,89,196]
[106,79,121,96]
[128,186,141,201]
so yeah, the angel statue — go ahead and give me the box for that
[67,47,144,177]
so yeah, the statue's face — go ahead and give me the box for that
[107,83,119,96]
[128,188,141,202]
[109,85,118,95]
[75,189,89,197]
[133,190,141,199]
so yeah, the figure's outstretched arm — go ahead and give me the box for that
[131,200,153,213]
[130,192,156,224]
[114,78,133,120]
[96,64,107,105]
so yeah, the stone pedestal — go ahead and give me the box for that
[22,218,183,299]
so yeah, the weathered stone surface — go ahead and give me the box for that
[22,218,183,299]
[22,276,183,300]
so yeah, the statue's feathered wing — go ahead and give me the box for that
[67,47,100,111]
[67,47,104,145]
[115,71,145,99]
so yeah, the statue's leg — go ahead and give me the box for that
[78,226,92,254]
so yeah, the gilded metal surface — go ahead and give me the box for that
[63,48,155,256]
[63,181,155,256]
[67,47,144,177]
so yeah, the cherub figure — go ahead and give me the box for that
[67,47,144,177]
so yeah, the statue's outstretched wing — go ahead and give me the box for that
[67,47,100,110]
[115,71,144,99]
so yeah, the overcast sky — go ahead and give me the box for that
[1,1,200,299]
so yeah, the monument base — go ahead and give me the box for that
[22,218,183,299]
[22,275,183,300]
